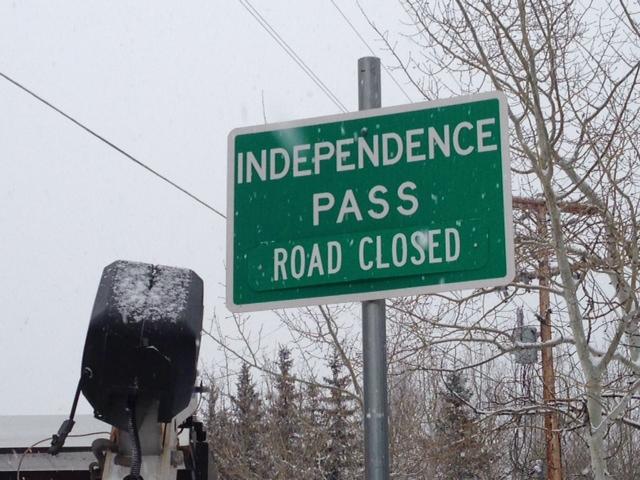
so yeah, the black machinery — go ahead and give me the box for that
[50,260,211,480]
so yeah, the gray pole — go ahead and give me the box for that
[358,56,390,480]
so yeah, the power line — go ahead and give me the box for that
[238,0,348,112]
[329,0,413,103]
[237,0,349,113]
[0,71,226,220]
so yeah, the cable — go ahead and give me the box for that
[0,71,226,220]
[237,0,349,113]
[124,396,143,480]
[16,437,50,480]
[239,0,348,112]
[329,0,413,103]
[16,431,111,480]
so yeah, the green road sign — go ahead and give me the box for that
[227,92,514,312]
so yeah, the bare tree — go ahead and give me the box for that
[357,0,640,477]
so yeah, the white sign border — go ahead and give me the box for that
[226,91,514,313]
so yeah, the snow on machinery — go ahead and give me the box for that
[50,260,210,480]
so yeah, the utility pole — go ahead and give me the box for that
[511,196,598,480]
[506,193,599,477]
[536,204,563,480]
[359,56,390,480]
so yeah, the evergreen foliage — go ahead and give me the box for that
[431,372,493,480]
[231,363,266,478]
[206,349,363,479]
[299,380,328,480]
[320,350,360,479]
[209,362,270,479]
[269,346,301,479]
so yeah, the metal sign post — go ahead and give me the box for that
[359,57,390,480]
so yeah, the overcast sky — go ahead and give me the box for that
[0,1,417,417]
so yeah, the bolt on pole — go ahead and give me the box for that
[359,56,390,480]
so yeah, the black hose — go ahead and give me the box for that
[124,396,143,480]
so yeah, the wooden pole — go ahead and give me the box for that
[536,204,564,480]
